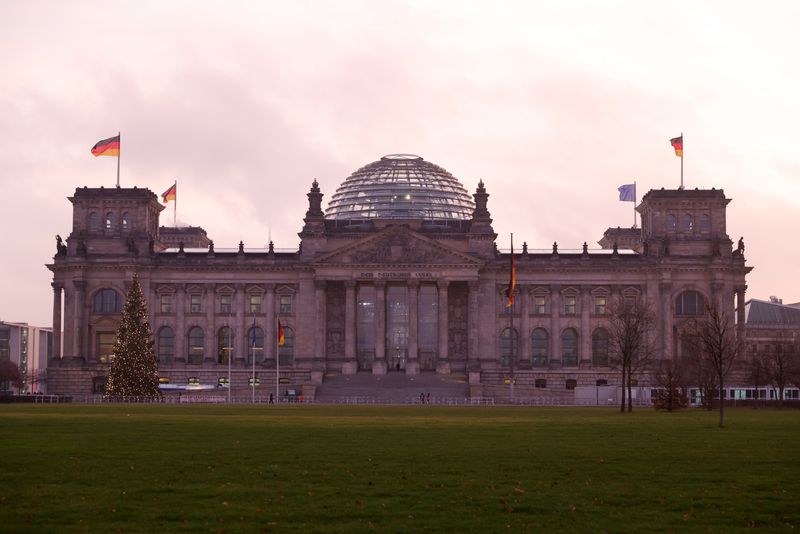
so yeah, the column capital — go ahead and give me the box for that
[344,280,357,289]
[408,279,420,289]
[437,279,450,289]
[51,282,63,291]
[264,283,276,291]
[314,280,327,290]
[374,280,386,289]
[72,280,87,290]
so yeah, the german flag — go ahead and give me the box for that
[278,320,285,347]
[670,135,683,158]
[91,135,120,157]
[161,183,176,203]
[505,235,515,308]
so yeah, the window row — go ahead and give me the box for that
[499,327,611,367]
[91,288,294,315]
[664,213,712,233]
[87,211,134,233]
[500,294,608,315]
[156,326,294,365]
[160,293,293,315]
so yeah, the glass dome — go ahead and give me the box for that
[325,154,476,220]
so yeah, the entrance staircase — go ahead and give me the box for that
[314,372,470,404]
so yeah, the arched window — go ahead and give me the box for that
[500,327,518,367]
[247,326,264,364]
[675,290,705,316]
[93,288,122,314]
[105,212,116,231]
[217,327,234,364]
[681,214,693,232]
[121,212,132,232]
[531,328,549,367]
[666,214,677,231]
[592,328,609,367]
[88,212,100,232]
[278,326,295,365]
[187,327,204,364]
[561,328,579,366]
[158,327,175,364]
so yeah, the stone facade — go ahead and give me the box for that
[46,164,752,400]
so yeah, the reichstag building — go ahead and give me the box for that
[46,154,751,401]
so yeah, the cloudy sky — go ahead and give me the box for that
[2,0,799,327]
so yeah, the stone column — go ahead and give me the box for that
[343,281,357,374]
[314,280,327,371]
[73,280,87,360]
[467,281,480,372]
[265,284,276,363]
[580,285,592,366]
[549,285,561,366]
[437,280,450,374]
[205,284,216,363]
[736,285,747,338]
[519,286,531,366]
[373,281,387,374]
[51,283,62,360]
[175,284,186,363]
[235,284,246,364]
[660,282,673,360]
[406,280,419,375]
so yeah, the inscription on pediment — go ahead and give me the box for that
[350,234,446,264]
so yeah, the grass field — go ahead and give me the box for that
[1,405,798,533]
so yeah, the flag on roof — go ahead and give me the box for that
[618,183,636,202]
[162,183,176,203]
[670,135,683,157]
[91,135,120,157]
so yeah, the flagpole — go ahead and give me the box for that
[633,181,637,228]
[509,233,515,401]
[680,132,684,189]
[276,320,280,404]
[116,131,121,188]
[173,180,177,227]
[251,315,256,404]
[227,326,232,403]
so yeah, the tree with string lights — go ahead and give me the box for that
[104,273,160,399]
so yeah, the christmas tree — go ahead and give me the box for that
[104,273,161,399]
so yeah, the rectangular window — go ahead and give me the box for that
[160,294,172,313]
[0,327,10,360]
[594,296,606,315]
[535,379,547,389]
[249,295,262,313]
[219,294,232,314]
[533,296,546,315]
[97,333,116,363]
[563,295,577,315]
[279,295,292,314]
[190,295,202,313]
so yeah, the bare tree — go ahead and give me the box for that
[652,358,687,411]
[607,298,658,413]
[763,341,796,409]
[684,303,742,427]
[747,347,768,409]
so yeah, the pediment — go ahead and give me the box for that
[313,226,482,266]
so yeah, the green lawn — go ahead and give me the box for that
[1,405,798,532]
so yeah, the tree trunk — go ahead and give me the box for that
[627,378,632,412]
[620,368,626,413]
[718,374,725,428]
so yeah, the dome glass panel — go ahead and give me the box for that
[325,154,475,220]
